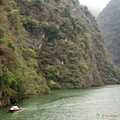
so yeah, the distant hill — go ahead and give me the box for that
[97,0,120,66]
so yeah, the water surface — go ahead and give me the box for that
[0,85,120,120]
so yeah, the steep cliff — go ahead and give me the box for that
[0,0,50,106]
[0,0,120,106]
[97,0,120,66]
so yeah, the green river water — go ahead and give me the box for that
[0,85,120,120]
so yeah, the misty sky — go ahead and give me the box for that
[79,0,111,17]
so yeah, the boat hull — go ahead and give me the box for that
[8,107,22,112]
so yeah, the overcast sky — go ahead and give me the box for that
[79,0,111,17]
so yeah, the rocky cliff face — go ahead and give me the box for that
[97,0,120,66]
[0,0,120,106]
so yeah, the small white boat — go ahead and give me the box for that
[8,106,22,112]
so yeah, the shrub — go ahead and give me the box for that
[79,61,88,72]
[64,8,71,18]
[79,22,86,34]
[42,22,50,28]
[2,66,15,86]
[34,0,41,4]
[82,6,91,16]
[8,41,15,51]
[34,0,42,8]
[7,10,20,29]
[0,26,4,39]
[45,65,54,73]
[48,80,61,89]
[55,0,61,3]
[27,49,37,58]
[0,45,14,60]
[23,49,37,60]
[1,73,26,104]
[47,23,59,41]
[80,42,86,48]
[22,18,39,35]
[9,0,17,9]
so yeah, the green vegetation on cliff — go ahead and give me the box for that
[0,0,120,106]
[0,0,50,106]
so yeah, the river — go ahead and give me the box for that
[0,85,120,120]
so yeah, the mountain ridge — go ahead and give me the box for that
[97,0,120,66]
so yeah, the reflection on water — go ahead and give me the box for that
[0,85,120,120]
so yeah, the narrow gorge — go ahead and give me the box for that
[0,0,120,106]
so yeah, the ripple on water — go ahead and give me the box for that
[0,85,120,120]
